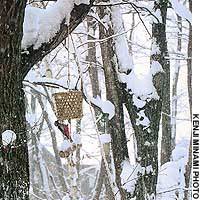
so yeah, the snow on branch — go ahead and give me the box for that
[21,0,94,77]
[22,0,90,50]
[91,96,115,120]
[170,0,192,23]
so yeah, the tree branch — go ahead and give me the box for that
[21,0,95,78]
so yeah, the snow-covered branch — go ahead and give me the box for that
[21,0,94,77]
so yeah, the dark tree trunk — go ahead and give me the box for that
[123,1,170,199]
[0,1,29,199]
[0,0,94,199]
[156,0,172,165]
[124,92,160,199]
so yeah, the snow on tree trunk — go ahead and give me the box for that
[98,3,129,199]
[122,0,171,198]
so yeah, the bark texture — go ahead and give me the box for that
[123,1,170,199]
[0,0,29,199]
[0,0,94,199]
[184,1,192,199]
[98,2,129,199]
[158,0,172,165]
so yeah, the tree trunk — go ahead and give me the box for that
[98,3,129,199]
[87,15,115,199]
[187,0,192,120]
[171,15,182,149]
[159,0,172,165]
[0,1,29,199]
[123,1,170,198]
[124,92,160,200]
[184,1,192,199]
[0,0,94,199]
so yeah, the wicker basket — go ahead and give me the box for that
[53,90,83,121]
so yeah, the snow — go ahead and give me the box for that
[22,0,89,50]
[136,109,150,127]
[62,194,70,200]
[146,165,153,174]
[111,2,134,72]
[144,141,151,146]
[132,95,146,108]
[2,130,16,146]
[152,8,162,24]
[171,0,192,23]
[99,134,111,144]
[120,161,143,193]
[59,140,72,151]
[157,141,189,200]
[91,96,115,120]
[150,61,164,76]
[75,0,90,5]
[73,133,82,145]
[119,69,158,100]
[151,38,161,56]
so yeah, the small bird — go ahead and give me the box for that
[54,120,73,142]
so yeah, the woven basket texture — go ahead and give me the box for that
[53,91,83,120]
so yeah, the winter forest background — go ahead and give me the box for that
[0,0,192,200]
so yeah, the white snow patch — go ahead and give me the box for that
[62,194,70,200]
[151,61,164,76]
[75,0,90,5]
[136,110,150,127]
[146,165,153,174]
[2,130,16,146]
[132,95,146,108]
[73,133,82,145]
[121,161,143,193]
[151,8,162,24]
[59,140,72,151]
[111,2,134,72]
[91,96,115,120]
[171,0,192,23]
[119,70,153,97]
[151,38,161,55]
[99,134,111,144]
[22,0,75,49]
[144,141,151,146]
[157,140,189,200]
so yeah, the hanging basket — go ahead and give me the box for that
[53,90,83,121]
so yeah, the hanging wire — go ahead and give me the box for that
[67,25,71,88]
[69,34,83,91]
[68,32,116,193]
